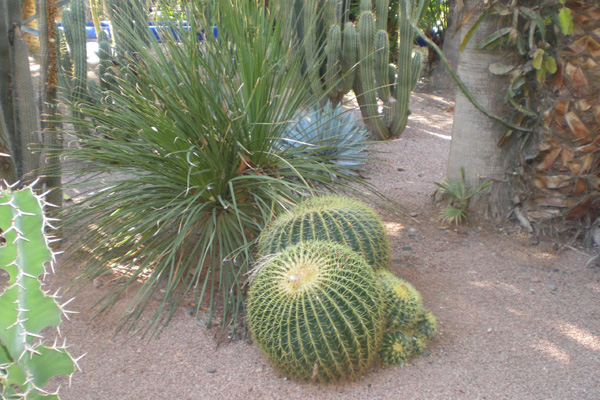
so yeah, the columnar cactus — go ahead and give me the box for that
[0,185,77,398]
[354,0,425,139]
[258,195,390,270]
[278,0,425,139]
[61,0,88,108]
[247,241,385,382]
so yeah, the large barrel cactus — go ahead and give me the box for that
[377,269,424,329]
[247,241,385,382]
[258,196,390,270]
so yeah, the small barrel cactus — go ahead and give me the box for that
[378,330,420,366]
[247,241,385,382]
[377,269,424,329]
[412,309,438,342]
[258,196,390,270]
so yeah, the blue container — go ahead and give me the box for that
[58,21,217,42]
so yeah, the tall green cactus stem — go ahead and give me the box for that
[258,195,391,270]
[0,185,77,398]
[247,241,385,382]
[98,30,112,92]
[375,29,391,102]
[63,0,88,106]
[353,0,425,140]
[325,24,342,101]
[11,25,41,183]
[376,269,423,329]
[388,0,415,135]
[355,10,389,137]
[0,2,17,182]
[340,22,358,94]
[282,0,358,105]
[375,0,388,31]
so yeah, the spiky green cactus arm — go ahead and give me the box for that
[325,24,342,103]
[410,49,422,91]
[0,3,18,177]
[11,25,41,183]
[376,269,423,329]
[98,30,112,92]
[258,195,391,270]
[375,0,388,31]
[247,241,384,382]
[0,106,18,184]
[340,22,358,94]
[354,9,390,140]
[375,29,391,102]
[302,0,326,100]
[0,185,77,398]
[63,0,88,106]
[388,0,413,136]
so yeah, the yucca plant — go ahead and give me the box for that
[57,0,378,336]
[278,101,369,177]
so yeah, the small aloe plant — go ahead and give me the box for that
[0,183,78,399]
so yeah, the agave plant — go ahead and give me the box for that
[279,102,369,176]
[56,0,378,336]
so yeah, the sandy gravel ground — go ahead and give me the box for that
[41,91,600,399]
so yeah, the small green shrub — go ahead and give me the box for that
[258,195,391,270]
[247,241,384,382]
[435,167,492,226]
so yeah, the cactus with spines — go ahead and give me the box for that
[378,330,419,366]
[412,308,438,342]
[279,0,425,138]
[62,0,88,107]
[97,30,113,93]
[375,269,438,366]
[354,0,426,139]
[247,241,385,382]
[0,185,78,398]
[258,195,390,270]
[376,269,423,329]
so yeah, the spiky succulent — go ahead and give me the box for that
[247,240,385,382]
[412,309,438,342]
[378,330,421,366]
[279,101,369,176]
[377,269,424,329]
[258,195,390,270]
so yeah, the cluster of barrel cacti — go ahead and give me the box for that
[247,195,437,382]
[0,185,77,398]
[376,269,437,366]
[279,0,426,140]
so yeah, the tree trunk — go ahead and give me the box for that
[429,0,461,92]
[445,1,520,219]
